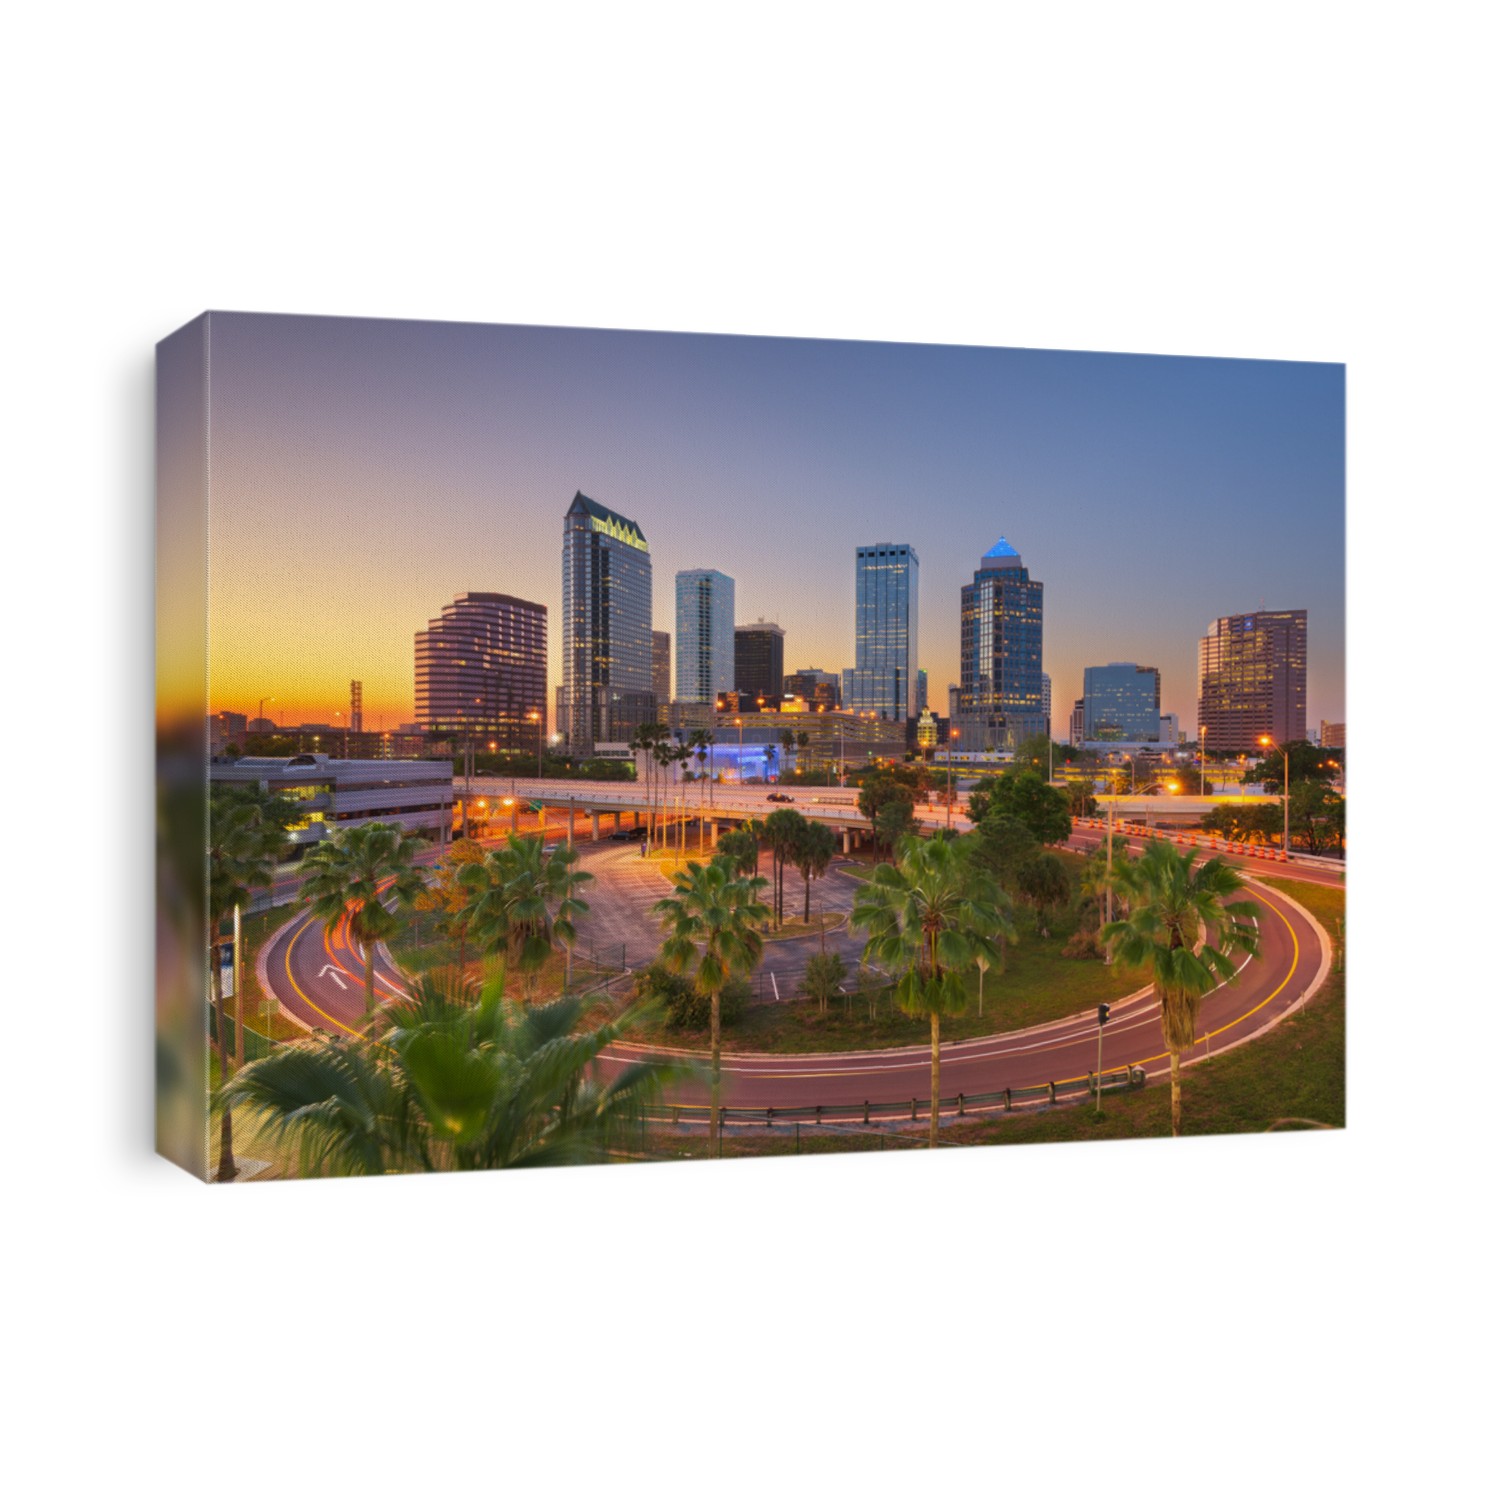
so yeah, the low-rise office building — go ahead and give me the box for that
[209,754,455,849]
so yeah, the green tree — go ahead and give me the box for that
[800,951,848,1014]
[653,861,770,1150]
[207,784,295,1181]
[458,834,593,1000]
[1288,779,1345,855]
[1063,779,1099,817]
[762,807,807,927]
[790,820,838,922]
[1200,802,1282,845]
[851,835,1012,1147]
[301,822,429,1024]
[411,835,487,973]
[1011,733,1063,777]
[968,811,1038,892]
[628,721,671,848]
[1102,840,1261,1136]
[1244,740,1341,792]
[973,770,1071,845]
[225,974,674,1174]
[859,774,917,859]
[1016,851,1071,935]
[712,825,760,878]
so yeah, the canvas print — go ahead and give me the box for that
[155,313,1345,1182]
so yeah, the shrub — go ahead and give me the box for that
[633,962,749,1029]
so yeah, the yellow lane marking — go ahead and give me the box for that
[282,911,361,1037]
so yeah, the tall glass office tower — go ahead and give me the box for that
[845,543,919,722]
[560,491,654,754]
[957,536,1045,751]
[675,569,736,703]
[1081,662,1161,741]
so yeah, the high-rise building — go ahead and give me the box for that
[956,536,1045,751]
[846,543,919,721]
[1069,698,1085,746]
[1081,662,1162,741]
[350,679,363,733]
[560,491,654,754]
[784,668,840,711]
[414,591,547,748]
[1319,720,1345,750]
[1159,713,1180,746]
[675,568,736,704]
[916,668,929,712]
[734,619,785,703]
[1197,609,1307,752]
[652,631,671,711]
[1041,672,1051,738]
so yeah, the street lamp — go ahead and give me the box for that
[529,710,542,779]
[1259,734,1292,857]
[946,726,959,830]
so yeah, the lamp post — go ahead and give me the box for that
[1259,734,1292,857]
[946,726,959,830]
[529,709,542,779]
[735,717,743,781]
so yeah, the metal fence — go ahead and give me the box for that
[645,1065,1146,1132]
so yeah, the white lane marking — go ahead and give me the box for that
[318,964,348,990]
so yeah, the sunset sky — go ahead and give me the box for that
[183,312,1345,737]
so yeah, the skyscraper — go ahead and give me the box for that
[956,536,1045,751]
[415,591,547,747]
[1197,609,1307,752]
[916,668,929,712]
[734,619,785,702]
[1040,671,1050,738]
[1081,662,1161,741]
[846,543,919,721]
[675,569,736,704]
[652,631,671,710]
[349,679,363,733]
[560,491,654,754]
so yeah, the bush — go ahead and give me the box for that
[633,963,749,1029]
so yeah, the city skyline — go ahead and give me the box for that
[191,313,1345,736]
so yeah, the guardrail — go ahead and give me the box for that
[647,1065,1146,1131]
[1071,816,1347,868]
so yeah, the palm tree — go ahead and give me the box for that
[1101,839,1261,1137]
[301,822,429,1023]
[629,721,670,849]
[652,860,770,1150]
[458,834,593,1000]
[791,819,837,922]
[712,825,760,879]
[851,834,1013,1147]
[207,784,294,1181]
[224,972,675,1174]
[761,807,805,928]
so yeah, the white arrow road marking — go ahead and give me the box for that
[318,965,348,990]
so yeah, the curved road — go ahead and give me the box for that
[262,825,1333,1122]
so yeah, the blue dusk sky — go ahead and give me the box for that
[197,312,1344,735]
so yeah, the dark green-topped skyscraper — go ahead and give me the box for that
[560,490,654,754]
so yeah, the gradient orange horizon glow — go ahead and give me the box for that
[179,313,1344,739]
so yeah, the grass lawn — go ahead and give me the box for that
[608,849,1154,1055]
[689,876,1346,1148]
[384,906,623,1000]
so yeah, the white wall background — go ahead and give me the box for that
[4,4,1488,1495]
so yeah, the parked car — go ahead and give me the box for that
[766,791,795,803]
